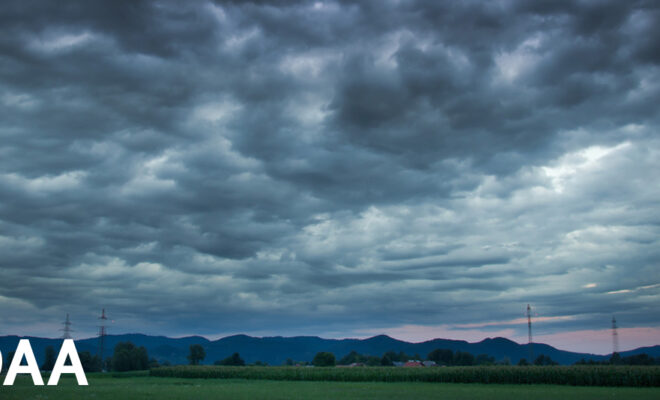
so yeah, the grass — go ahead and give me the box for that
[1,375,660,400]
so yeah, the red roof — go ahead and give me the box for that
[403,361,423,367]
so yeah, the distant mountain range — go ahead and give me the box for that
[1,334,658,366]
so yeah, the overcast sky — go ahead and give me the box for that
[1,0,659,355]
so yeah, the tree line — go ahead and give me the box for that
[30,342,156,373]
[575,352,660,366]
[12,343,657,373]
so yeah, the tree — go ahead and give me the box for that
[6,351,15,372]
[365,356,381,366]
[518,358,529,366]
[533,354,558,366]
[284,358,294,366]
[188,344,206,365]
[215,352,245,366]
[312,352,336,367]
[380,353,394,366]
[338,350,362,365]
[453,351,475,366]
[427,349,454,365]
[111,342,149,372]
[78,351,102,372]
[103,357,112,372]
[382,351,398,362]
[476,354,495,365]
[41,346,56,371]
[622,353,655,365]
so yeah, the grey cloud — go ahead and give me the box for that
[0,1,658,351]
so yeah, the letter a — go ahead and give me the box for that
[48,339,88,385]
[3,339,44,385]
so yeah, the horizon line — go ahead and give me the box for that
[2,331,656,356]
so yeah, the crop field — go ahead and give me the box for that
[2,375,660,400]
[151,365,660,387]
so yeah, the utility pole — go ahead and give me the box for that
[527,304,533,362]
[98,308,108,368]
[612,316,619,355]
[61,313,73,339]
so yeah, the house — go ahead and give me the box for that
[403,360,423,367]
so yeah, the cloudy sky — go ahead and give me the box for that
[1,0,659,355]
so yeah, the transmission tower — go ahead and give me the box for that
[612,316,619,355]
[98,308,108,364]
[527,304,533,362]
[61,313,73,339]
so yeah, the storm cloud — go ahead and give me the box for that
[1,0,658,354]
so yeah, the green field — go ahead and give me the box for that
[2,375,660,400]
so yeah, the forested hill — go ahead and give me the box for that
[1,334,658,366]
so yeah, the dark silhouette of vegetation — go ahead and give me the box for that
[41,346,56,371]
[426,348,499,366]
[427,348,454,365]
[534,354,559,366]
[111,341,149,371]
[380,353,393,366]
[453,350,476,366]
[575,352,660,366]
[78,351,102,372]
[381,350,416,363]
[617,353,659,365]
[187,344,206,365]
[103,357,112,371]
[6,351,15,372]
[338,350,360,365]
[337,350,380,366]
[282,358,309,366]
[215,352,245,366]
[476,354,496,365]
[312,352,336,367]
[336,349,504,367]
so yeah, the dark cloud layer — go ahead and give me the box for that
[0,1,658,352]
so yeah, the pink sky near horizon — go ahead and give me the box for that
[6,322,658,356]
[354,325,660,355]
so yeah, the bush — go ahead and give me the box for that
[215,352,245,366]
